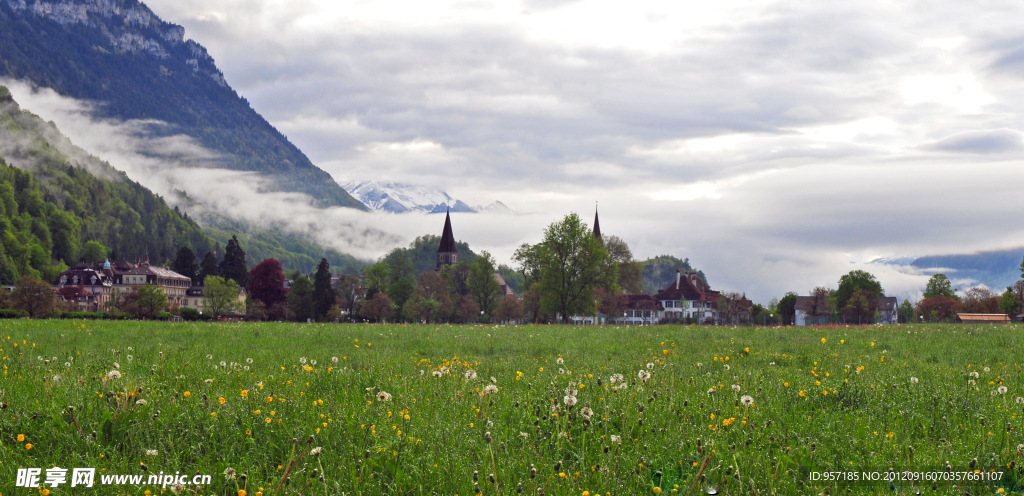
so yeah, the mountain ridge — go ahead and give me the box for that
[343,180,512,214]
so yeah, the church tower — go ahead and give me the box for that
[436,209,458,270]
[593,204,603,245]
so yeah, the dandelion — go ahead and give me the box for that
[559,368,566,375]
[970,371,980,378]
[564,395,577,407]
[440,366,450,375]
[565,387,578,397]
[464,369,478,380]
[241,390,249,397]
[580,406,594,419]
[113,362,120,369]
[219,397,227,405]
[64,362,70,367]
[984,367,991,373]
[310,447,323,456]
[332,356,339,363]
[136,399,147,406]
[483,384,499,395]
[146,449,159,456]
[520,432,529,439]
[968,380,976,385]
[610,373,624,384]
[183,391,191,398]
[724,364,730,370]
[432,370,443,378]
[992,390,999,396]
[638,370,651,383]
[646,362,654,369]
[731,384,741,392]
[1018,443,1024,451]
[1016,397,1024,404]
[105,370,122,381]
[707,387,715,394]
[377,391,392,402]
[220,361,227,367]
[741,395,754,406]
[170,484,184,494]
[127,355,133,361]
[243,366,249,371]
[246,358,253,363]
[910,377,919,384]
[610,434,622,444]
[557,357,565,365]
[205,379,214,384]
[998,386,1008,394]
[490,377,497,383]
[300,357,307,364]
[311,360,317,365]
[223,468,236,480]
[17,434,24,442]
[207,355,213,359]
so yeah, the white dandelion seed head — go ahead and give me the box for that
[127,347,133,351]
[984,367,991,373]
[170,483,183,494]
[638,370,651,383]
[432,370,443,378]
[146,449,159,456]
[724,364,730,370]
[220,361,226,367]
[136,399,147,406]
[1018,443,1024,451]
[127,355,133,361]
[105,370,122,380]
[992,390,999,396]
[998,386,1008,394]
[223,468,236,480]
[247,358,253,363]
[332,357,338,363]
[377,391,392,402]
[206,355,213,360]
[64,362,70,367]
[696,362,702,367]
[1016,397,1024,404]
[439,366,449,375]
[419,370,424,376]
[520,431,529,439]
[647,363,655,370]
[559,368,565,375]
[464,369,478,380]
[256,382,263,387]
[968,379,976,385]
[970,371,980,378]
[580,406,594,419]
[610,373,624,384]
[731,384,741,392]
[243,366,249,371]
[52,375,60,382]
[311,360,317,365]
[616,383,629,390]
[769,362,775,366]
[300,357,307,364]
[556,357,564,365]
[490,377,497,384]
[483,385,499,395]
[563,395,577,407]
[205,379,213,384]
[310,447,323,456]
[741,395,754,406]
[707,387,716,394]
[113,362,120,369]
[910,377,919,384]
[610,434,622,444]
[564,387,578,397]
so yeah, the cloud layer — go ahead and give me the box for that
[17,0,1024,301]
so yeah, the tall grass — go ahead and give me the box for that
[1,320,1023,495]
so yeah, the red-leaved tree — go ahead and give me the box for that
[248,259,288,309]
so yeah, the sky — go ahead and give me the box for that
[15,0,1024,302]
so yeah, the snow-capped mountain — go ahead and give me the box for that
[342,181,511,214]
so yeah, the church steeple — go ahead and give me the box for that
[436,209,458,270]
[593,203,603,245]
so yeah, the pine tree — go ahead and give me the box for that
[171,246,198,280]
[198,251,219,286]
[219,235,249,287]
[312,258,334,321]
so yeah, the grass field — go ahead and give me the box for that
[2,320,1024,495]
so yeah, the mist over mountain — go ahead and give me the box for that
[0,0,364,209]
[871,249,1024,292]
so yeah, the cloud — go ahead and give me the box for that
[922,129,1024,154]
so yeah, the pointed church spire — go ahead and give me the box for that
[593,202,603,245]
[437,208,458,269]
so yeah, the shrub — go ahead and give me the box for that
[181,308,201,321]
[0,309,29,319]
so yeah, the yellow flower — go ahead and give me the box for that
[266,418,271,424]
[783,382,789,387]
[584,492,591,496]
[799,390,806,397]
[17,434,24,442]
[25,443,32,450]
[653,488,662,494]
[663,350,668,355]
[183,391,191,397]
[239,491,247,496]
[271,411,276,416]
[246,429,251,435]
[219,397,226,405]
[559,472,566,478]
[821,338,826,344]
[241,390,248,397]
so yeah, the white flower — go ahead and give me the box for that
[741,395,754,406]
[432,370,443,378]
[609,373,624,384]
[490,377,497,384]
[559,368,565,375]
[223,468,236,480]
[105,370,122,381]
[146,449,159,456]
[300,357,307,364]
[646,363,655,370]
[464,369,478,380]
[520,432,529,439]
[136,399,147,406]
[580,406,594,419]
[439,366,449,375]
[311,360,317,365]
[731,384,741,392]
[483,384,499,395]
[910,377,919,384]
[556,357,564,365]
[563,395,577,407]
[984,367,991,373]
[377,391,392,402]
[638,370,651,383]
[113,362,120,369]
[64,362,70,367]
[610,434,622,444]
[205,379,213,384]
[970,371,980,378]
[220,361,227,367]
[247,358,253,363]
[127,355,133,361]
[332,357,339,363]
[724,364,730,370]
[206,355,213,360]
[1017,397,1024,404]
[310,447,323,456]
[696,362,702,367]
[998,386,1008,394]
[170,484,183,494]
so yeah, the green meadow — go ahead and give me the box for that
[1,320,1024,495]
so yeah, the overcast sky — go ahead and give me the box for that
[23,0,1024,302]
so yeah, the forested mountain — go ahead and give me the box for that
[0,85,212,282]
[0,0,364,209]
[640,255,707,293]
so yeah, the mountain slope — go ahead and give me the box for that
[343,180,511,214]
[0,84,213,281]
[912,249,1023,290]
[0,0,365,209]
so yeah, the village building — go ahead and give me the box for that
[55,259,192,310]
[795,294,900,325]
[55,266,114,311]
[182,285,247,312]
[436,209,458,270]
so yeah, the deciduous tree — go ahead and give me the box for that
[467,252,502,321]
[204,276,241,318]
[248,259,288,309]
[836,270,884,309]
[403,271,453,323]
[917,295,960,322]
[359,292,394,323]
[530,213,614,323]
[841,289,878,323]
[923,273,958,300]
[81,240,109,264]
[777,292,798,326]
[495,295,524,323]
[136,283,168,319]
[287,276,315,322]
[807,287,833,318]
[11,276,56,318]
